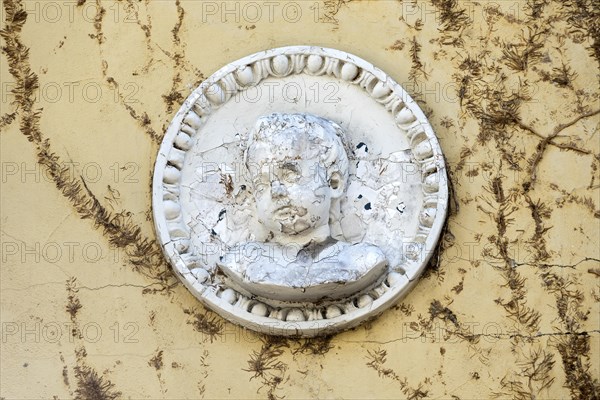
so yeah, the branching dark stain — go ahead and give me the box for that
[66,277,83,320]
[107,76,162,144]
[551,183,600,218]
[64,277,122,399]
[408,36,427,84]
[82,0,162,143]
[525,196,552,262]
[502,25,548,71]
[220,174,234,197]
[539,60,577,89]
[557,0,600,66]
[365,348,429,400]
[244,336,290,400]
[59,352,73,396]
[478,171,542,335]
[493,348,555,399]
[429,300,459,327]
[291,336,334,356]
[74,365,121,400]
[446,18,598,394]
[451,277,464,294]
[184,308,224,342]
[396,302,415,317]
[1,0,173,290]
[424,299,484,346]
[524,0,550,21]
[161,0,186,116]
[386,40,405,51]
[88,0,105,45]
[430,0,470,33]
[519,109,599,192]
[0,112,17,130]
[541,271,600,398]
[148,350,164,371]
[2,1,599,397]
[159,0,204,122]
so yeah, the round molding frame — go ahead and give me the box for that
[152,46,448,337]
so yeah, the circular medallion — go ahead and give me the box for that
[152,46,448,337]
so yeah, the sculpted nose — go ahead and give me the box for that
[271,181,288,198]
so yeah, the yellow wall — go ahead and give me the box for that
[1,1,599,398]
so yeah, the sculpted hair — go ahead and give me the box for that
[245,113,350,190]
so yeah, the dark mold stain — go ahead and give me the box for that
[366,348,430,399]
[184,308,224,342]
[291,336,334,356]
[428,299,458,328]
[87,0,105,45]
[74,365,121,400]
[408,36,427,84]
[148,350,164,371]
[244,335,290,400]
[66,277,83,320]
[1,0,173,290]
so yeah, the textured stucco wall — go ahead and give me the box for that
[1,1,599,399]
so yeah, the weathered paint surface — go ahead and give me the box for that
[1,1,598,399]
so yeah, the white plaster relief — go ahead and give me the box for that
[152,46,448,336]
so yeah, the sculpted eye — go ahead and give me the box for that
[252,171,271,193]
[254,182,268,193]
[282,170,299,183]
[281,163,300,182]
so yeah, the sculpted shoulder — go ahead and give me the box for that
[218,241,275,276]
[337,242,387,273]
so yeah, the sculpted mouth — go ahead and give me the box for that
[274,206,308,217]
[273,205,292,216]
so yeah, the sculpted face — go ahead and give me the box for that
[252,156,332,236]
[246,113,347,240]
